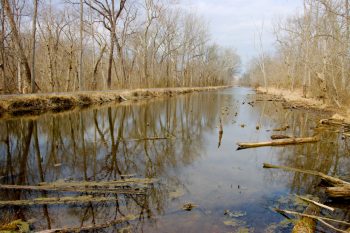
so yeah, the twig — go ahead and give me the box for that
[263,163,350,187]
[275,209,350,226]
[295,195,334,212]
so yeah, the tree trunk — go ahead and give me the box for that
[1,3,6,94]
[107,30,114,89]
[3,0,31,93]
[31,0,38,93]
[79,0,84,91]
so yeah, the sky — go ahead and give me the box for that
[180,0,303,70]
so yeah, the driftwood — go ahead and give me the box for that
[276,209,350,233]
[264,163,350,198]
[295,195,334,212]
[0,183,145,195]
[35,215,138,233]
[326,186,350,198]
[0,195,118,206]
[292,202,319,233]
[237,137,319,150]
[38,177,157,188]
[273,125,290,131]
[263,163,350,187]
[271,135,291,140]
[218,117,223,148]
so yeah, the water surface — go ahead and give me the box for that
[0,87,349,232]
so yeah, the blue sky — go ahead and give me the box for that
[180,0,303,68]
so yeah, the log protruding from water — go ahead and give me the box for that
[237,136,319,150]
[263,163,350,187]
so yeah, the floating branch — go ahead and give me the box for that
[38,178,157,188]
[0,195,118,206]
[237,137,319,150]
[263,163,350,187]
[295,195,334,212]
[276,209,350,233]
[0,184,145,195]
[326,186,350,198]
[270,135,291,140]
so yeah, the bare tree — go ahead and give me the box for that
[3,0,31,93]
[85,0,126,89]
[31,0,38,93]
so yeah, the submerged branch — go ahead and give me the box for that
[0,195,118,206]
[0,183,145,195]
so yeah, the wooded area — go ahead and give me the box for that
[0,0,241,94]
[242,0,350,107]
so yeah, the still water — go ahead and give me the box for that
[0,87,349,232]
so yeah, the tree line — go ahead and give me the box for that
[0,0,241,94]
[243,0,350,106]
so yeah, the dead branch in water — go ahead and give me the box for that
[237,137,319,150]
[326,186,350,198]
[263,163,350,187]
[0,195,117,206]
[218,117,223,148]
[35,215,138,233]
[0,183,145,195]
[270,134,291,140]
[295,195,334,212]
[291,200,320,233]
[273,125,290,131]
[38,177,157,188]
[276,209,350,233]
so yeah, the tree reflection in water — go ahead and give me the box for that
[0,92,227,232]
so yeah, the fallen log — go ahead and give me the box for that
[38,177,157,188]
[0,183,145,195]
[276,209,350,233]
[292,202,320,233]
[237,137,319,150]
[263,163,350,187]
[326,186,350,198]
[0,195,117,206]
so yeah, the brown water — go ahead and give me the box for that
[0,87,350,232]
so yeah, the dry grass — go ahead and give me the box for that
[257,87,350,122]
[0,86,230,118]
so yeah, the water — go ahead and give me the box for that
[0,87,349,232]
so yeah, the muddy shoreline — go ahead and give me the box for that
[255,87,350,120]
[0,86,230,119]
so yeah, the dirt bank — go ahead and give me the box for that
[0,86,230,119]
[256,87,350,122]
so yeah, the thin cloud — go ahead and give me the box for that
[179,0,302,69]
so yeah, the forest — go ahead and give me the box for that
[243,0,350,107]
[0,0,241,94]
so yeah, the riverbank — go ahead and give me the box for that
[0,86,230,118]
[256,87,350,122]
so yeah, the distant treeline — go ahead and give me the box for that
[0,0,241,94]
[242,0,350,106]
